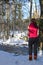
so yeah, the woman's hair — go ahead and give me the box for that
[31,18,38,28]
[31,18,36,22]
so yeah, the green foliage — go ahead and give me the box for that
[23,36,28,42]
[15,21,19,25]
[4,0,9,3]
[2,12,5,16]
[39,19,43,29]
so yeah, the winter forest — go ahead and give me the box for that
[0,0,43,65]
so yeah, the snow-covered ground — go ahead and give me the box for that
[0,31,43,65]
[0,31,28,46]
[3,37,28,46]
[0,50,43,65]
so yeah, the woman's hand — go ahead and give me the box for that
[28,26,29,30]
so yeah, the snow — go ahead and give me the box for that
[0,50,43,65]
[0,31,43,65]
[10,31,26,37]
[1,31,28,46]
[38,50,43,56]
[3,37,28,46]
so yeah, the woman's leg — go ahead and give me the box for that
[34,43,37,59]
[34,38,38,59]
[29,38,33,60]
[29,43,32,56]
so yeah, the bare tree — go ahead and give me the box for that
[29,0,32,23]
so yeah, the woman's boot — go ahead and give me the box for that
[34,55,37,60]
[29,55,32,60]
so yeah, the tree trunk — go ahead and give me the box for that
[39,0,43,50]
[39,0,43,18]
[29,0,32,23]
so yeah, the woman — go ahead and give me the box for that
[27,18,39,60]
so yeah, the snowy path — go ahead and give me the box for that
[0,51,43,65]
